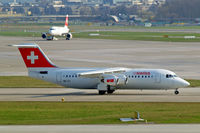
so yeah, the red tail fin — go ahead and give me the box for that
[65,15,68,27]
[13,43,56,68]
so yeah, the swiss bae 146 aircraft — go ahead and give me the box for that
[12,43,190,95]
[42,15,72,40]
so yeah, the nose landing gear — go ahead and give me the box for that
[174,89,179,95]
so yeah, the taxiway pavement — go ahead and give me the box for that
[0,87,199,102]
[1,124,200,133]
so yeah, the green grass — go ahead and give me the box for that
[73,31,200,42]
[0,31,41,37]
[0,76,62,88]
[0,102,200,124]
[186,79,200,87]
[1,30,200,42]
[0,76,198,88]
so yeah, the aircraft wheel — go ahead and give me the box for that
[99,90,106,95]
[107,90,115,94]
[174,90,179,95]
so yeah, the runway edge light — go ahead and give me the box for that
[61,97,65,102]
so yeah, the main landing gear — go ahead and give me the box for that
[174,88,179,95]
[99,90,106,95]
[98,85,115,95]
[107,89,115,94]
[98,90,115,95]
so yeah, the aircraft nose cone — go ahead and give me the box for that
[180,79,190,87]
[183,80,190,87]
[175,78,190,88]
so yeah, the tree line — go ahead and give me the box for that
[152,0,200,21]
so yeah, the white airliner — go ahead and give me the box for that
[12,43,190,95]
[42,15,72,40]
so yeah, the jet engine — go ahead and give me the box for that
[66,33,72,40]
[103,74,128,86]
[42,33,47,39]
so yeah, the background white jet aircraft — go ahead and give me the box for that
[12,43,190,95]
[42,15,72,40]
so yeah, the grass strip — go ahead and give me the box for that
[0,31,41,37]
[0,76,62,88]
[73,31,200,42]
[0,30,200,42]
[0,102,200,124]
[186,79,200,87]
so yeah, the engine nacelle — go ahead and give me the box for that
[42,33,47,39]
[103,74,128,86]
[116,74,128,85]
[66,33,72,40]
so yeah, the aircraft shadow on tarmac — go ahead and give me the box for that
[27,39,50,42]
[27,39,67,42]
[0,90,191,98]
[29,92,179,98]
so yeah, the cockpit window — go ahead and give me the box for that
[166,74,177,78]
[50,28,55,30]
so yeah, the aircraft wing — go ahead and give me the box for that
[78,67,128,78]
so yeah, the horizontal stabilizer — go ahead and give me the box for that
[9,43,38,48]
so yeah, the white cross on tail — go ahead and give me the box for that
[27,51,38,64]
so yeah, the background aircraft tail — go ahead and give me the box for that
[12,43,56,68]
[65,15,68,27]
